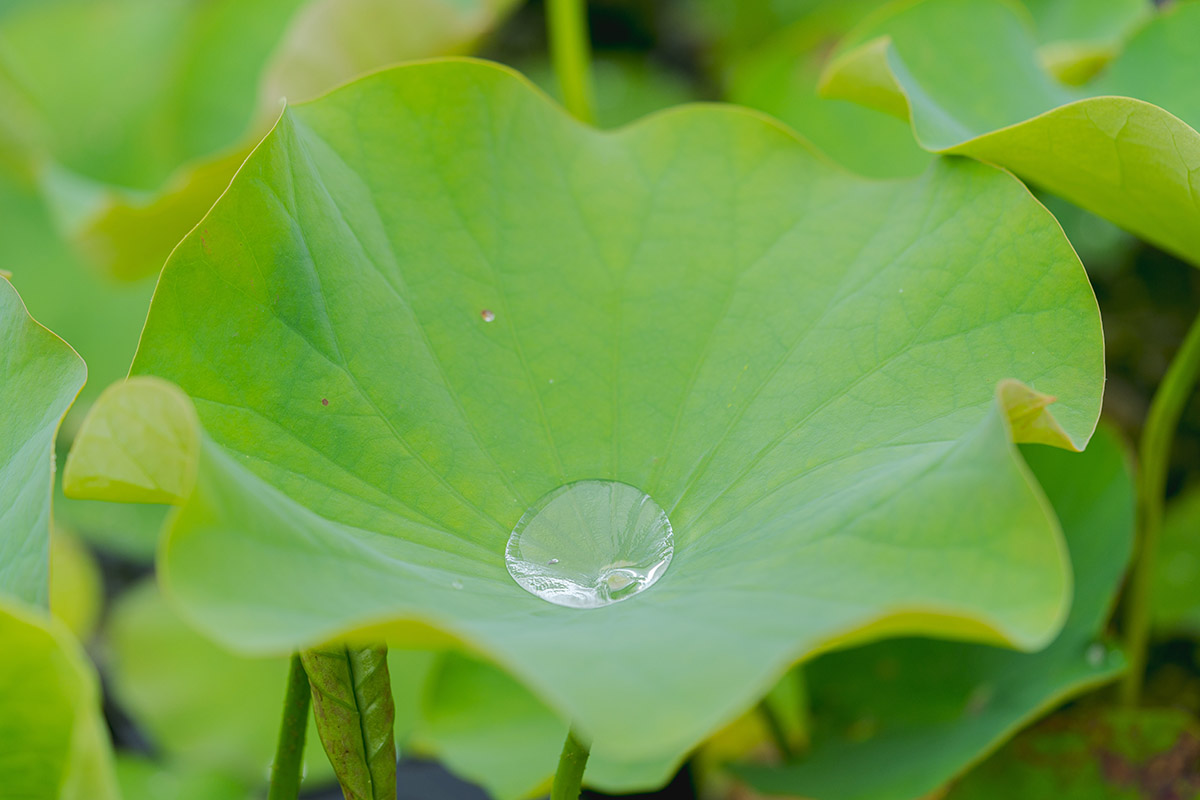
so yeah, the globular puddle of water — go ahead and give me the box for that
[504,480,674,609]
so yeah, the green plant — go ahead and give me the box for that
[5,1,1200,798]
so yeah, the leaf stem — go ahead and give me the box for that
[1120,305,1200,705]
[758,700,794,760]
[546,0,595,124]
[551,728,591,800]
[268,653,312,800]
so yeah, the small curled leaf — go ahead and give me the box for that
[301,644,396,800]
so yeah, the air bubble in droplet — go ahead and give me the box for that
[505,480,673,609]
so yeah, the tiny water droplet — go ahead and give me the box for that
[505,480,673,609]
[481,309,495,322]
[548,378,555,384]
[451,580,463,590]
[1086,642,1106,667]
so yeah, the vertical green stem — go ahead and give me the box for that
[758,701,794,760]
[546,0,595,124]
[550,729,591,800]
[268,654,312,800]
[1120,306,1200,705]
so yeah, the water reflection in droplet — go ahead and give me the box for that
[505,480,673,609]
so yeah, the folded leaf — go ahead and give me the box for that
[821,0,1200,266]
[302,644,397,800]
[66,59,1103,769]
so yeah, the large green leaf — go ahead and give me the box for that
[945,707,1200,799]
[820,0,1200,266]
[0,275,84,605]
[0,596,118,800]
[65,59,1104,767]
[736,426,1135,800]
[0,0,520,280]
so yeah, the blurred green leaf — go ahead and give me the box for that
[736,426,1135,800]
[115,756,248,800]
[107,579,336,789]
[822,0,1200,266]
[0,273,84,606]
[0,0,521,280]
[946,707,1200,799]
[67,60,1103,772]
[49,531,102,641]
[0,596,118,799]
[521,55,700,129]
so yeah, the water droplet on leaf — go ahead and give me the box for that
[451,580,463,590]
[1086,642,1107,667]
[505,480,673,609]
[481,309,495,322]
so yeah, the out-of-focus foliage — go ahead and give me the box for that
[0,596,118,800]
[945,707,1200,799]
[0,276,84,606]
[0,0,522,281]
[736,428,1134,800]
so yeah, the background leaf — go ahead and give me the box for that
[0,597,118,800]
[0,275,84,605]
[945,707,1200,799]
[736,426,1135,800]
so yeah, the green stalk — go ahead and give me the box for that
[268,654,312,800]
[758,700,794,760]
[546,0,596,124]
[1120,307,1200,705]
[550,729,591,800]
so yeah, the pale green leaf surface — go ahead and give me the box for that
[1151,485,1200,638]
[0,0,519,279]
[69,60,1104,765]
[737,426,1134,800]
[0,274,84,606]
[822,0,1200,265]
[0,596,118,800]
[945,707,1200,799]
[107,579,335,788]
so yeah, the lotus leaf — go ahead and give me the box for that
[66,59,1105,767]
[0,275,84,605]
[0,596,118,799]
[737,426,1134,800]
[821,0,1200,266]
[0,0,520,280]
